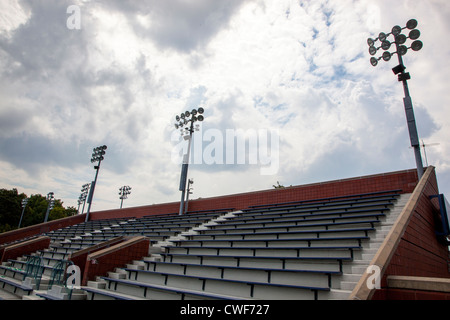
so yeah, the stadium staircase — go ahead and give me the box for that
[0,190,410,300]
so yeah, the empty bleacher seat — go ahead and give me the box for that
[81,191,405,300]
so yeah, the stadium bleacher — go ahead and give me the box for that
[0,167,449,300]
[0,190,406,300]
[83,191,408,300]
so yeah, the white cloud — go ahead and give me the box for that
[0,0,449,212]
[0,0,31,38]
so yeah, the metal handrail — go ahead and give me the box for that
[23,255,44,290]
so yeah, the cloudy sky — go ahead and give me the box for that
[0,0,449,213]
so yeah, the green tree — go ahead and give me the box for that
[0,188,26,232]
[0,188,78,233]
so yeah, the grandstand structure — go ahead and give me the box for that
[0,167,449,300]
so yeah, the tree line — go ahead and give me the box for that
[0,188,77,234]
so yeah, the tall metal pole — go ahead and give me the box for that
[81,196,87,215]
[18,198,28,229]
[184,179,194,215]
[394,43,424,180]
[77,199,82,215]
[86,161,101,222]
[179,121,194,216]
[174,108,204,216]
[80,183,90,215]
[44,192,54,223]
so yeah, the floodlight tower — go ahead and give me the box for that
[367,19,425,180]
[18,197,29,229]
[85,145,107,222]
[77,183,90,214]
[44,192,55,223]
[119,185,132,209]
[174,107,204,215]
[77,198,83,215]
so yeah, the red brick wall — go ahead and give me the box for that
[0,215,85,245]
[0,236,50,264]
[69,237,126,286]
[90,169,419,220]
[384,170,448,278]
[372,169,450,299]
[82,237,150,285]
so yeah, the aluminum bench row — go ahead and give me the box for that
[199,219,382,235]
[0,275,33,297]
[134,261,341,289]
[84,278,244,300]
[83,286,147,300]
[44,211,227,245]
[79,194,399,300]
[98,272,328,300]
[236,204,394,221]
[243,196,399,214]
[164,245,362,259]
[159,253,351,273]
[246,190,401,210]
[187,226,375,241]
[208,213,386,231]
[171,236,370,249]
[225,208,390,224]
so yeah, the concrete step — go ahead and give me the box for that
[340,280,358,291]
[327,193,411,299]
[114,268,128,275]
[346,265,371,274]
[143,255,162,262]
[125,260,146,270]
[339,273,363,283]
[107,271,126,279]
[133,260,146,267]
[87,280,106,289]
[321,288,352,300]
[126,264,144,270]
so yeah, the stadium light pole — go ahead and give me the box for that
[77,198,83,215]
[85,145,107,222]
[78,183,90,214]
[174,107,204,215]
[44,192,55,223]
[184,179,194,214]
[18,197,29,229]
[119,185,132,209]
[367,18,424,180]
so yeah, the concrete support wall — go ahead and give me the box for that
[0,215,85,245]
[0,236,50,264]
[349,167,450,300]
[81,236,150,285]
[372,167,450,299]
